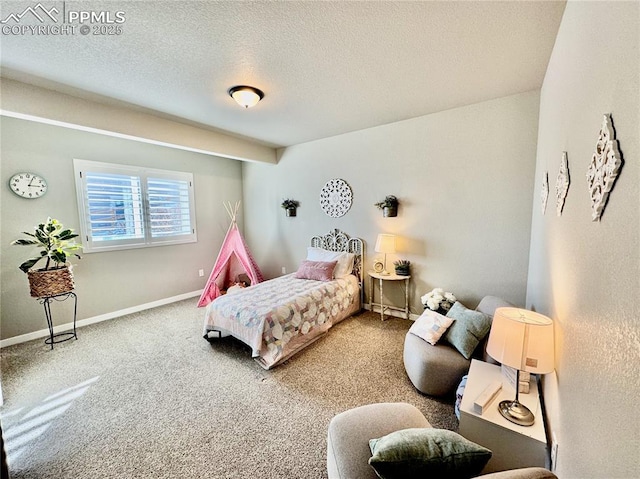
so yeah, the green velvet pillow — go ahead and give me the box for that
[368,428,492,479]
[444,301,493,359]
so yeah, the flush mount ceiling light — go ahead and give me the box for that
[228,85,264,108]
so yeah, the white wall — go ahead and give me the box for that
[243,91,540,313]
[527,1,639,477]
[0,116,243,340]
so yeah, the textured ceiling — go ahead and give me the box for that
[0,1,566,147]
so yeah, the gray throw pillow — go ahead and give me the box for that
[444,301,493,359]
[368,428,492,479]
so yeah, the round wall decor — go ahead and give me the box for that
[319,178,353,218]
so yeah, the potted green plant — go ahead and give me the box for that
[394,259,410,276]
[11,217,82,298]
[374,195,399,217]
[281,199,300,217]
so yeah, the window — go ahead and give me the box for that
[74,159,197,253]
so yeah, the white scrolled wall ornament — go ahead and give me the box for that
[541,171,549,215]
[556,151,570,217]
[586,114,623,222]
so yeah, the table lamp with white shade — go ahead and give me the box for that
[374,234,396,275]
[486,307,555,427]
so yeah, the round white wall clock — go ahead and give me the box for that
[319,178,353,218]
[9,172,48,198]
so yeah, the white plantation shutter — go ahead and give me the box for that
[147,177,193,239]
[74,159,197,252]
[85,171,145,243]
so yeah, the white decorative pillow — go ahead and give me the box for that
[409,310,455,345]
[306,247,355,279]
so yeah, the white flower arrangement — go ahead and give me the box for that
[421,287,457,313]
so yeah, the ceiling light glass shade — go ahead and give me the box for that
[228,85,264,108]
[374,234,396,254]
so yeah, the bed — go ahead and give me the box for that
[203,229,364,369]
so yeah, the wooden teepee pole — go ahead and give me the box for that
[223,201,241,232]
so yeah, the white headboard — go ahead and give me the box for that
[310,229,364,306]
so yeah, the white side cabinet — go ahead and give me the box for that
[459,360,549,473]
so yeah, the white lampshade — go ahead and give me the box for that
[375,234,396,254]
[486,307,555,374]
[228,85,264,108]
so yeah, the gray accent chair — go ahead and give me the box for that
[327,403,430,479]
[403,296,513,397]
[326,402,557,479]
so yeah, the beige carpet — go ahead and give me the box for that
[0,299,457,478]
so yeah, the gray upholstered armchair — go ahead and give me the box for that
[327,402,556,479]
[403,296,513,397]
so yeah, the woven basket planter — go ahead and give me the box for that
[27,267,74,298]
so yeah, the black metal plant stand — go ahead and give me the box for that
[39,291,78,349]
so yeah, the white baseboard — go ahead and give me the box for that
[0,290,203,349]
[364,304,419,321]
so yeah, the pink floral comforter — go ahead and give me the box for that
[203,273,360,369]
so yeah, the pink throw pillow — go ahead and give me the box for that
[294,260,337,281]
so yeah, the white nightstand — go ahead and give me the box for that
[459,359,548,473]
[367,271,410,320]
